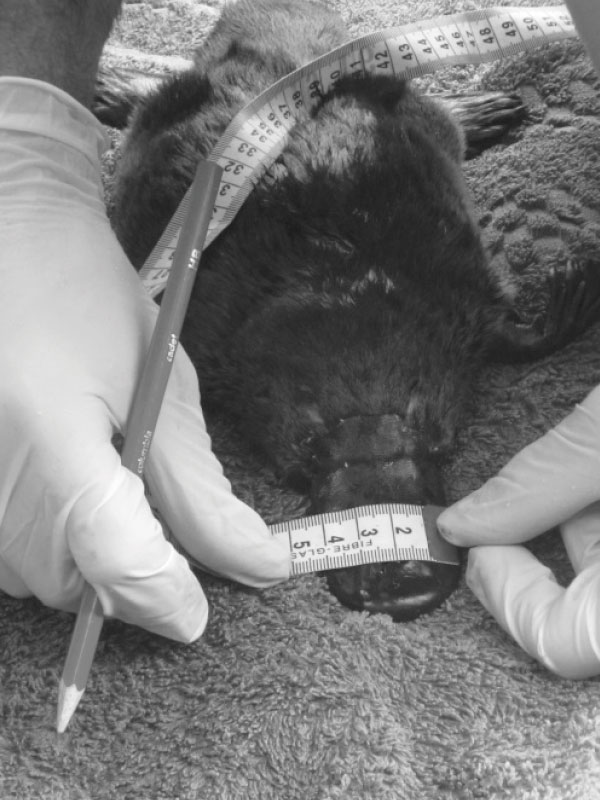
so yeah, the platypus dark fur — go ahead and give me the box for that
[107,0,600,621]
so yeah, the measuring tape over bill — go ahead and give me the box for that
[165,504,460,575]
[145,5,576,573]
[139,4,577,298]
[269,504,458,573]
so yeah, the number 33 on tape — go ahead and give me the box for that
[270,504,459,576]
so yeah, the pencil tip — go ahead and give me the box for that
[56,680,84,733]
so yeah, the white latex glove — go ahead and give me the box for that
[438,385,600,679]
[0,78,289,642]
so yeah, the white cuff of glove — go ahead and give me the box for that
[0,76,108,159]
[0,77,108,223]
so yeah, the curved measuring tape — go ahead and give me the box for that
[138,4,577,298]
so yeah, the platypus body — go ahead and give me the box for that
[107,0,600,620]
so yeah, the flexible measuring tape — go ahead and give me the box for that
[161,503,459,576]
[138,4,577,298]
[269,504,458,574]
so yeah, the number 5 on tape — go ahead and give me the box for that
[270,504,459,576]
[160,503,459,576]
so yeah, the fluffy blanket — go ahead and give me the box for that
[2,1,600,798]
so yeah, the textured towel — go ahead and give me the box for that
[2,2,600,799]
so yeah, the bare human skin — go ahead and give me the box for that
[0,0,122,107]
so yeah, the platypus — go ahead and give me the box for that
[101,0,600,621]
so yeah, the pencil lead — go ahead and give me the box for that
[56,680,84,733]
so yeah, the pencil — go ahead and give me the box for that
[56,158,224,734]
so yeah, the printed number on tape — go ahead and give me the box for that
[159,504,460,576]
[139,5,577,297]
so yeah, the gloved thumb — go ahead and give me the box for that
[438,385,600,547]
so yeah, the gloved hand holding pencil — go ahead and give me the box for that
[0,77,290,642]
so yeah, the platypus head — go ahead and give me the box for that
[306,413,459,621]
[232,291,470,620]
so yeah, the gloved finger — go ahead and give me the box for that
[560,500,600,574]
[144,351,291,588]
[438,386,600,547]
[68,451,209,643]
[9,405,210,642]
[466,545,600,680]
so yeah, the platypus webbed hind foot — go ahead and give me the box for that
[491,258,600,362]
[436,91,526,158]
